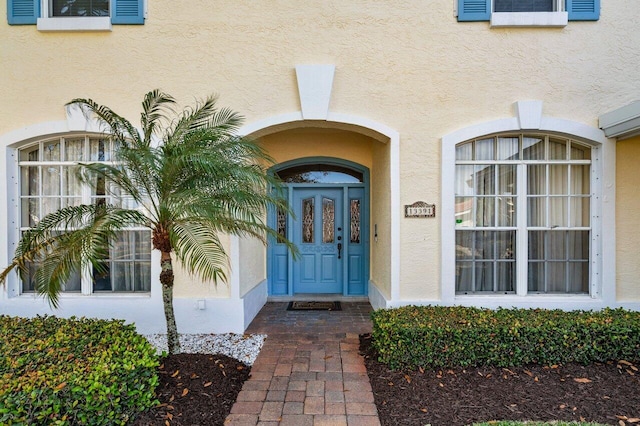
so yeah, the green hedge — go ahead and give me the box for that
[0,315,159,425]
[472,422,607,426]
[371,306,640,370]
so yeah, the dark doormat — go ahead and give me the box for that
[287,301,342,311]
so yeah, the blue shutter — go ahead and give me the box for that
[567,0,600,21]
[457,0,490,21]
[111,0,144,24]
[7,0,39,25]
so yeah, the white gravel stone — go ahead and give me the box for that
[143,333,266,366]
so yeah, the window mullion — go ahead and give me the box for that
[81,265,92,295]
[80,166,93,294]
[472,230,477,292]
[516,163,528,296]
[41,0,50,18]
[565,231,570,293]
[37,163,44,230]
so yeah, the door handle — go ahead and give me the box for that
[337,243,342,259]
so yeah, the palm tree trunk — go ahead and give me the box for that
[160,251,180,354]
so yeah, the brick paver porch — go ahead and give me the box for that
[224,301,380,426]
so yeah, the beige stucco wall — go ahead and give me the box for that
[172,235,231,298]
[616,136,640,302]
[2,0,639,303]
[239,235,267,297]
[4,2,634,131]
[370,138,392,298]
[259,128,374,170]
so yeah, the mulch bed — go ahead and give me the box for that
[131,353,250,426]
[359,334,640,426]
[130,337,640,426]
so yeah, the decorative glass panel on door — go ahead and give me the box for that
[302,198,314,243]
[350,199,361,244]
[276,208,287,241]
[322,198,335,243]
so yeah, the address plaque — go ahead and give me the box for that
[404,201,436,218]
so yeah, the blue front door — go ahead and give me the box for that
[268,163,368,297]
[292,188,343,293]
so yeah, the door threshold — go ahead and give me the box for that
[268,294,369,302]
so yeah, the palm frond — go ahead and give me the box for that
[164,95,245,151]
[0,204,150,307]
[164,96,218,145]
[170,221,229,283]
[159,135,277,199]
[140,90,176,147]
[174,195,297,258]
[6,91,296,316]
[66,98,142,148]
[205,107,244,133]
[77,162,142,203]
[78,147,162,220]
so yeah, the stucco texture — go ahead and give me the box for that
[2,0,639,304]
[370,137,392,298]
[616,136,640,302]
[238,235,266,298]
[172,235,231,298]
[259,128,374,170]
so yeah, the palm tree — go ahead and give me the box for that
[0,90,292,354]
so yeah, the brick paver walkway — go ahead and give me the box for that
[225,301,380,426]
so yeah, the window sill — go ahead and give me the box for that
[490,12,568,28]
[37,17,112,32]
[456,293,592,297]
[19,292,150,299]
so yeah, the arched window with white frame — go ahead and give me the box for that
[17,135,151,294]
[454,134,592,295]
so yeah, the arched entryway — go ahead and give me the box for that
[235,115,400,316]
[268,157,370,296]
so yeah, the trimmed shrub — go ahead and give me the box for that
[371,306,640,370]
[472,422,607,426]
[0,315,159,425]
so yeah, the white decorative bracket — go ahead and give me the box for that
[295,64,336,120]
[515,100,543,129]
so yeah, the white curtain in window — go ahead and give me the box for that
[65,138,84,161]
[456,136,590,295]
[527,160,588,293]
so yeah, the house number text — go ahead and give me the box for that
[404,201,436,218]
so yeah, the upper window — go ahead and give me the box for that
[18,136,151,294]
[457,0,600,24]
[7,0,144,27]
[51,0,109,17]
[494,0,555,12]
[455,134,591,295]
